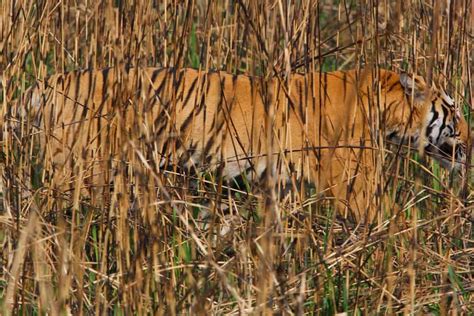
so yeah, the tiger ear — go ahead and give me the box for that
[400,73,429,103]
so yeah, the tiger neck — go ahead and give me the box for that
[382,81,426,149]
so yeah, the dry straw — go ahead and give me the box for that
[1,0,472,314]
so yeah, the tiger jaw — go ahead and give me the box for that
[387,132,466,171]
[424,141,467,171]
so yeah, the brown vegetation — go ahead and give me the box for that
[1,0,473,314]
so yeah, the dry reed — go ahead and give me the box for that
[1,0,473,314]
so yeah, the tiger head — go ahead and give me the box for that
[399,73,470,171]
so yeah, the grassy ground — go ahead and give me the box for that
[1,0,473,314]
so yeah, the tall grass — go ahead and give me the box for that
[1,0,473,314]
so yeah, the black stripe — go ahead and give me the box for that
[146,94,159,110]
[188,143,197,157]
[442,100,452,110]
[175,70,187,101]
[215,75,224,117]
[161,136,181,157]
[233,74,239,87]
[386,100,399,109]
[174,137,183,152]
[42,76,50,107]
[86,69,94,100]
[57,75,64,86]
[258,167,268,181]
[195,75,211,116]
[154,68,172,97]
[182,76,198,107]
[203,149,215,166]
[209,113,217,131]
[136,73,142,97]
[147,68,164,96]
[155,117,168,137]
[203,136,215,156]
[435,105,448,143]
[425,104,439,140]
[161,138,171,154]
[94,68,110,121]
[80,82,90,120]
[446,124,454,135]
[64,72,72,93]
[386,81,399,93]
[174,68,185,91]
[180,111,194,134]
[215,118,226,134]
[101,68,110,102]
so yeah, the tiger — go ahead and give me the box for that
[25,66,470,222]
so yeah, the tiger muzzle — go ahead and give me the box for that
[435,142,466,170]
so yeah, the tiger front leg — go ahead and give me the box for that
[321,149,379,225]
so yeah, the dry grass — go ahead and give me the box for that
[1,0,473,314]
